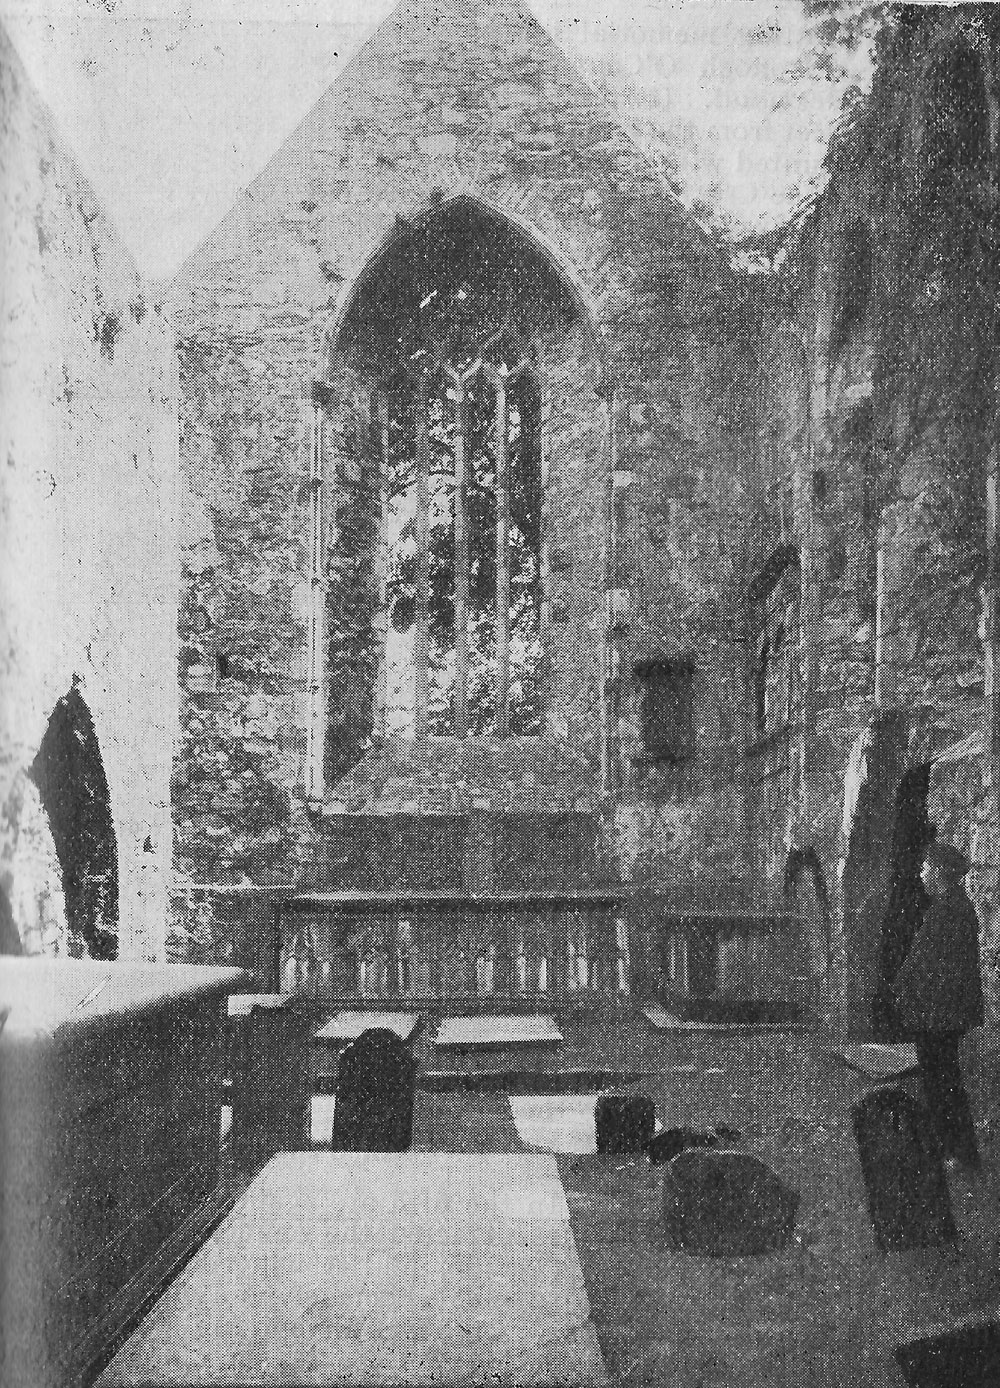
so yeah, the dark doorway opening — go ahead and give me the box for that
[30,685,118,960]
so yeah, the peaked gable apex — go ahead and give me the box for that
[172,0,686,304]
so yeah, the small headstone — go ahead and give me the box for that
[852,1087,956,1252]
[331,1027,416,1153]
[662,1147,800,1256]
[228,994,311,1162]
[895,1319,1000,1387]
[595,1093,655,1155]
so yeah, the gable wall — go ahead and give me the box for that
[169,0,752,952]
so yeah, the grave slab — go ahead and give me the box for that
[96,1152,607,1387]
[511,1094,664,1155]
[433,1014,563,1049]
[643,1004,805,1033]
[314,1011,423,1046]
[310,1095,336,1146]
[511,1094,600,1153]
[229,993,294,1015]
[836,1043,921,1082]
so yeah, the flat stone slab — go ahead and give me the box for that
[97,1153,606,1387]
[511,1094,600,1154]
[643,1005,805,1033]
[433,1014,563,1049]
[229,992,294,1016]
[511,1094,663,1155]
[314,1011,423,1046]
[895,1314,1000,1386]
[310,1094,336,1145]
[837,1043,921,1082]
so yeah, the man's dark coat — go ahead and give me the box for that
[893,884,984,1033]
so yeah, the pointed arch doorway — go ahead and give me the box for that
[30,683,118,960]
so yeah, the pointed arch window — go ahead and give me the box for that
[749,545,800,744]
[326,197,586,742]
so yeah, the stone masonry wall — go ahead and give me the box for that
[751,7,1000,1023]
[0,26,179,959]
[169,0,751,941]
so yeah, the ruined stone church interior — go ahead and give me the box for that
[3,1,1000,1384]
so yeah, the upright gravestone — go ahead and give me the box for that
[852,1087,956,1252]
[595,1093,656,1155]
[662,1147,799,1256]
[331,1027,416,1152]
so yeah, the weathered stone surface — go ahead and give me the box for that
[96,1153,607,1387]
[662,1147,800,1257]
[740,8,1000,1024]
[0,29,178,961]
[167,0,748,936]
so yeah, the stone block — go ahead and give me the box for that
[595,1093,655,1155]
[1,960,244,1388]
[662,1147,800,1256]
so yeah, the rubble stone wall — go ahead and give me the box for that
[749,7,1000,1023]
[169,0,750,940]
[0,27,179,959]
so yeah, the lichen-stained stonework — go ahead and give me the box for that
[169,0,749,931]
[0,27,179,959]
[745,6,1000,1027]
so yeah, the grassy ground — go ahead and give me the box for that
[396,1011,1000,1387]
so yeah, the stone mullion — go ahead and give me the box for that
[305,396,326,803]
[476,366,514,739]
[373,388,391,740]
[603,385,625,796]
[494,377,511,738]
[483,352,533,740]
[452,378,470,738]
[414,379,432,739]
[538,384,552,636]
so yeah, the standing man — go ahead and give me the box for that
[893,842,984,1170]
